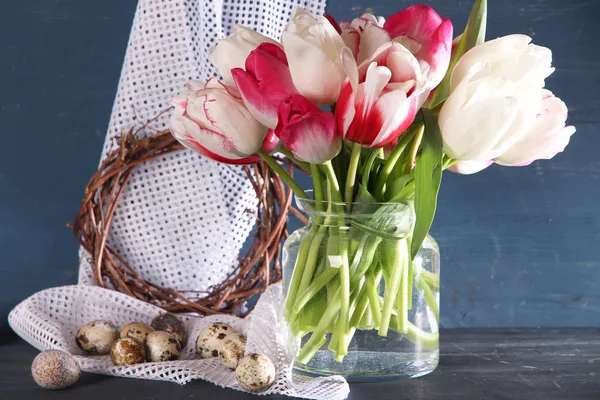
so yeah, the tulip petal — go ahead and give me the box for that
[341,28,360,58]
[449,160,493,174]
[356,24,391,65]
[349,63,392,144]
[369,88,423,148]
[282,31,345,105]
[384,5,443,41]
[279,113,341,163]
[495,96,575,165]
[200,89,266,155]
[336,80,356,138]
[181,132,261,164]
[442,95,519,160]
[231,68,278,129]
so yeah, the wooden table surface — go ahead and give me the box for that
[2,329,599,399]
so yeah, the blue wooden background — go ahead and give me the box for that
[1,0,598,336]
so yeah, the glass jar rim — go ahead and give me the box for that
[295,190,414,219]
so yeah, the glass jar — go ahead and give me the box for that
[282,195,440,381]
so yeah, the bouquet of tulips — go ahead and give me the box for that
[169,0,575,363]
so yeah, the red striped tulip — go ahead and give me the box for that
[384,5,453,89]
[208,25,279,89]
[231,43,297,129]
[275,94,341,163]
[339,14,391,66]
[336,43,428,148]
[169,79,276,164]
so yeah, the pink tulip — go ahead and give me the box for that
[231,43,297,129]
[275,94,341,163]
[384,5,453,89]
[169,79,276,165]
[336,43,428,148]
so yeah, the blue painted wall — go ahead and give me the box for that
[1,0,598,335]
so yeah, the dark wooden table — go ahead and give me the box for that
[2,329,599,400]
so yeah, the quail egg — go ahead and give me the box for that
[120,322,154,343]
[76,320,119,355]
[219,337,246,369]
[196,323,241,359]
[110,337,146,366]
[145,331,181,362]
[150,313,186,345]
[235,353,275,393]
[31,350,81,390]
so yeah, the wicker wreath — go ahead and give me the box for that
[71,127,307,317]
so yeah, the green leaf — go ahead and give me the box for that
[411,109,444,258]
[386,174,415,202]
[350,202,414,242]
[429,0,487,108]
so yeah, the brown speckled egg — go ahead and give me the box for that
[196,323,241,359]
[145,331,181,362]
[235,354,275,393]
[76,320,119,355]
[120,322,154,343]
[110,337,146,366]
[219,337,245,369]
[31,350,80,390]
[150,313,186,345]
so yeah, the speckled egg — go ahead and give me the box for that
[219,337,246,369]
[31,350,80,390]
[110,337,146,366]
[120,322,154,343]
[196,323,241,359]
[150,313,186,345]
[235,354,275,393]
[76,320,119,355]
[145,331,181,362]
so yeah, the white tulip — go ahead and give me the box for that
[451,35,554,90]
[440,35,575,172]
[209,25,278,87]
[281,7,347,105]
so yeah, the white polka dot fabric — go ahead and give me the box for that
[8,284,349,399]
[9,0,351,398]
[80,0,325,292]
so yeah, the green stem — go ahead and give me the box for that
[373,129,417,200]
[365,268,382,329]
[344,142,362,204]
[405,125,424,174]
[321,161,344,203]
[407,257,414,310]
[394,240,409,334]
[362,148,381,189]
[284,231,315,320]
[293,227,327,313]
[336,232,351,356]
[279,148,311,171]
[258,149,308,199]
[416,274,439,322]
[388,317,439,350]
[417,266,440,292]
[292,269,338,313]
[350,236,382,283]
[310,164,325,225]
[379,239,406,336]
[297,290,341,364]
